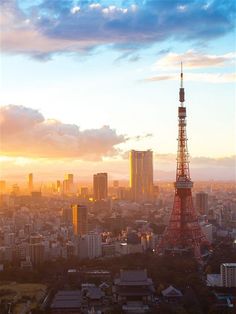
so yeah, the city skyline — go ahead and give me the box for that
[0,0,236,181]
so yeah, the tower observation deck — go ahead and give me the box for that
[157,64,209,259]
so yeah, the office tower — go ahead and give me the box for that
[80,187,89,198]
[30,243,44,267]
[221,263,236,287]
[63,173,74,193]
[196,192,208,215]
[72,205,88,236]
[62,207,73,224]
[30,234,42,244]
[85,232,102,259]
[65,173,73,183]
[56,180,61,193]
[28,173,33,192]
[11,184,20,196]
[113,180,119,188]
[157,64,208,259]
[0,180,6,193]
[130,150,153,202]
[4,232,15,246]
[93,173,108,201]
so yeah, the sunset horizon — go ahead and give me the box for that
[0,0,236,183]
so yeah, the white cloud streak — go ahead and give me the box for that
[154,50,236,69]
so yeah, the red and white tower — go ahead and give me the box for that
[158,64,208,259]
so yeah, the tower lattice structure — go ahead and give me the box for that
[158,64,208,259]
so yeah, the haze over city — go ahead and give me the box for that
[0,2,236,314]
[0,0,235,182]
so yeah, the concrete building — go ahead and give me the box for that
[4,232,15,246]
[196,192,208,215]
[62,207,72,224]
[30,243,45,267]
[200,223,213,244]
[221,263,236,287]
[93,173,108,201]
[63,173,74,194]
[130,150,153,203]
[72,205,88,236]
[28,173,33,193]
[0,180,6,194]
[80,187,89,198]
[86,232,102,259]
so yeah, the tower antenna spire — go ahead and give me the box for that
[179,61,185,106]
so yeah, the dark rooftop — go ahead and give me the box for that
[51,290,81,309]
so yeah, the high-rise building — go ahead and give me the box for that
[80,187,89,198]
[221,263,236,287]
[28,173,33,192]
[93,173,108,201]
[63,173,74,194]
[196,192,208,215]
[62,208,73,224]
[0,180,6,194]
[56,180,61,193]
[85,232,102,259]
[130,150,153,202]
[72,205,88,236]
[30,243,44,267]
[113,180,119,188]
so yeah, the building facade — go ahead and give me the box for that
[72,205,88,236]
[93,173,108,201]
[196,192,208,215]
[28,173,33,193]
[221,263,236,287]
[130,150,153,203]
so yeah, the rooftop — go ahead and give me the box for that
[51,290,81,309]
[162,285,183,298]
[120,270,147,282]
[115,270,153,287]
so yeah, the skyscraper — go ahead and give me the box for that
[130,150,153,202]
[56,180,61,193]
[63,173,74,194]
[196,192,208,215]
[0,180,6,194]
[72,205,88,236]
[85,232,102,259]
[93,173,108,201]
[28,173,33,192]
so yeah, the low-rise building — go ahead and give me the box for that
[114,269,155,313]
[50,290,82,314]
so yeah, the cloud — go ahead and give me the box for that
[0,105,125,159]
[191,155,236,168]
[126,133,153,142]
[144,75,173,82]
[154,50,236,69]
[0,0,235,59]
[144,72,236,83]
[155,153,236,169]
